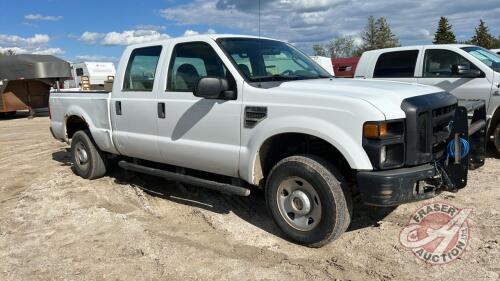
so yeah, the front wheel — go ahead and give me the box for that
[265,155,352,247]
[70,130,107,179]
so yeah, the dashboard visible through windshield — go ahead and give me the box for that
[218,38,332,82]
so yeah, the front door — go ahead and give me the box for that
[417,49,492,109]
[156,41,242,177]
[111,45,164,162]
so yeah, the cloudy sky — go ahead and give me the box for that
[0,0,499,62]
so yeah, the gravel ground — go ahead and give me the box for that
[0,112,499,281]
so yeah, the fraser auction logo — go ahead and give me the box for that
[399,202,472,265]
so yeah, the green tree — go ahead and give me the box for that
[491,36,500,49]
[433,17,457,44]
[471,20,493,48]
[375,17,400,49]
[312,44,327,56]
[326,36,356,58]
[360,16,378,51]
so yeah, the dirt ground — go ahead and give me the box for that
[0,112,499,281]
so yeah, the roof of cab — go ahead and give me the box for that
[124,34,280,49]
[362,44,475,55]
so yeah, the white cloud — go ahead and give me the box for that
[79,32,105,43]
[134,24,166,31]
[183,29,217,36]
[25,14,63,21]
[0,34,50,47]
[183,30,199,36]
[32,48,65,55]
[0,33,63,56]
[79,30,170,46]
[160,0,500,51]
[0,46,64,56]
[102,30,170,45]
[74,55,118,62]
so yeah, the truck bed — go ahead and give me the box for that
[49,91,116,153]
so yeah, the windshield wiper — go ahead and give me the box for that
[251,74,319,82]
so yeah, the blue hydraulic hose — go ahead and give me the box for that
[447,137,470,160]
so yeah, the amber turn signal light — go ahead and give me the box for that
[363,122,388,139]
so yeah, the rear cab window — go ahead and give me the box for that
[374,50,419,78]
[123,46,162,91]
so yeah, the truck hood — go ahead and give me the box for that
[273,78,443,119]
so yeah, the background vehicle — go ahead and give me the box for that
[309,56,335,76]
[49,35,485,247]
[64,62,116,90]
[0,54,70,116]
[332,57,360,78]
[355,44,500,152]
[491,49,500,55]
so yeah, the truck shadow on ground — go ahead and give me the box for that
[51,149,397,240]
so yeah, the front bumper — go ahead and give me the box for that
[357,164,441,206]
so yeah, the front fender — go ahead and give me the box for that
[239,115,373,185]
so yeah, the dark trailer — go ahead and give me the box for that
[0,54,71,116]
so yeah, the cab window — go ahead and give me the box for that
[167,42,235,92]
[123,46,162,91]
[374,50,419,78]
[424,49,479,78]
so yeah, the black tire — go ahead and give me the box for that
[70,130,107,179]
[265,155,352,247]
[494,123,500,154]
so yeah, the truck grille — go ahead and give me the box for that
[401,93,458,166]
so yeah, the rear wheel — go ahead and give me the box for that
[494,123,500,154]
[70,130,107,179]
[265,155,352,247]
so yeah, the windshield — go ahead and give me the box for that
[218,38,332,82]
[461,46,500,72]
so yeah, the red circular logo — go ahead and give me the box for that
[399,202,472,265]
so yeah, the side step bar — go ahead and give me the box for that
[118,161,251,197]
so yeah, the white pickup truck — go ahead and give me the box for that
[49,35,486,247]
[355,44,500,152]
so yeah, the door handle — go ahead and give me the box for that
[158,102,165,119]
[115,101,122,115]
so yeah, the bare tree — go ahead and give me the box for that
[326,36,356,58]
[312,44,327,56]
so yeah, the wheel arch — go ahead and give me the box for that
[242,119,373,186]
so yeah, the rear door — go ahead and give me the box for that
[417,48,492,108]
[110,45,164,162]
[372,49,421,83]
[156,40,242,177]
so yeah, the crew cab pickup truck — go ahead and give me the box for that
[355,44,500,153]
[49,35,486,247]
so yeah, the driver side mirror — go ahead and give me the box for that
[451,64,482,78]
[194,77,236,100]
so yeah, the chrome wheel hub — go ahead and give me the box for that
[74,142,89,169]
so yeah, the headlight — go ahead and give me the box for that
[363,121,404,139]
[363,120,405,170]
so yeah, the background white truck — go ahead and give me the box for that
[355,44,500,152]
[49,35,486,247]
[64,62,116,90]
